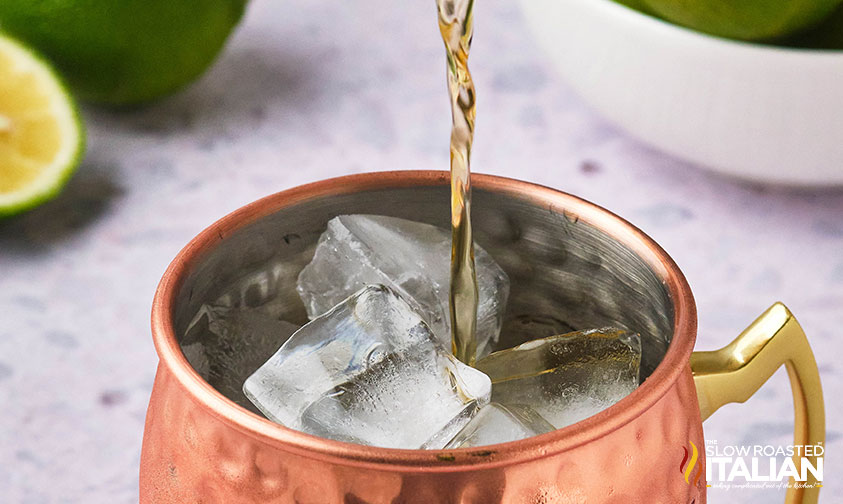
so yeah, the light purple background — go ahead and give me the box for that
[1,1,841,502]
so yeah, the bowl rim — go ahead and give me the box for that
[556,0,843,57]
[150,170,698,471]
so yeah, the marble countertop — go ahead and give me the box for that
[1,1,841,502]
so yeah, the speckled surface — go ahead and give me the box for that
[1,0,840,502]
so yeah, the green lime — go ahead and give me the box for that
[639,0,843,41]
[0,0,247,105]
[612,0,655,16]
[0,34,84,217]
[783,4,843,49]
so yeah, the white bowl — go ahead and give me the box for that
[520,0,843,185]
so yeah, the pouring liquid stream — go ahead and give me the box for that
[437,0,479,365]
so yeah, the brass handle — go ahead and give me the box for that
[691,302,825,504]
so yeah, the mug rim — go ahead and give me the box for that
[150,170,697,471]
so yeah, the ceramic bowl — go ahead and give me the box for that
[521,0,843,185]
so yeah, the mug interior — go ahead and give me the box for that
[171,175,674,414]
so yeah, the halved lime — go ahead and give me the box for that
[0,34,84,217]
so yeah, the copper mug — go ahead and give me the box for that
[141,171,825,503]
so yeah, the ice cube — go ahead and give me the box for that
[444,403,555,448]
[243,284,492,449]
[182,304,300,409]
[296,215,509,359]
[475,327,641,429]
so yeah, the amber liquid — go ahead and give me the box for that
[437,0,479,365]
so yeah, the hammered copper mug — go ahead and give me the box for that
[141,171,825,503]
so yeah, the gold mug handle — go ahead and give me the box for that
[691,302,825,504]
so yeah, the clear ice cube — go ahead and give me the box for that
[182,304,300,409]
[444,403,555,448]
[475,327,641,429]
[296,215,509,359]
[243,284,492,449]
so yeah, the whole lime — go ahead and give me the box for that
[784,4,843,49]
[639,0,843,41]
[0,0,247,105]
[612,0,655,15]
